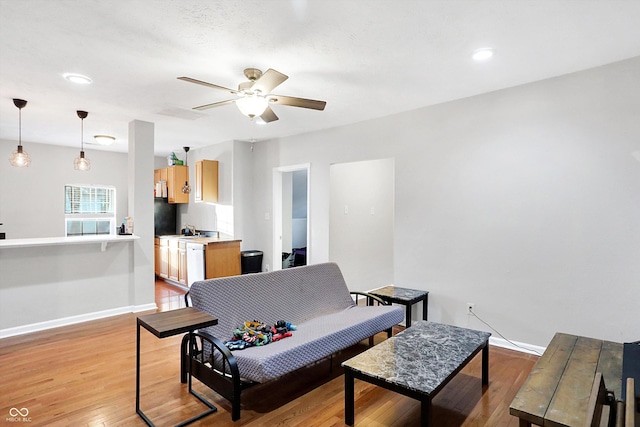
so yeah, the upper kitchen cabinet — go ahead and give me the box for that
[155,165,189,204]
[195,160,219,203]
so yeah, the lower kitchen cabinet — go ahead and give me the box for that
[205,241,241,278]
[155,237,241,285]
[178,241,187,286]
[168,239,179,282]
[157,238,169,279]
[155,237,187,285]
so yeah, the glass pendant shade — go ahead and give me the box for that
[236,94,268,118]
[74,110,90,171]
[10,98,30,167]
[10,145,31,167]
[74,151,91,171]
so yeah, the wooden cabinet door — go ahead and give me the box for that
[154,239,161,276]
[205,241,241,278]
[167,165,189,204]
[159,239,169,279]
[178,242,187,286]
[195,160,218,203]
[168,240,179,282]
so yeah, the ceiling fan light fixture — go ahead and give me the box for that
[9,98,31,167]
[93,135,115,145]
[74,110,90,171]
[236,94,268,118]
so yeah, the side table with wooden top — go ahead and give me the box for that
[136,307,218,427]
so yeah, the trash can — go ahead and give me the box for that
[241,250,263,274]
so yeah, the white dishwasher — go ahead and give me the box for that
[186,242,205,286]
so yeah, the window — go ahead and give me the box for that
[65,185,116,236]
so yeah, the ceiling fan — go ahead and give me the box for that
[178,68,326,123]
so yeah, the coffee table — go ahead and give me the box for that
[342,321,491,427]
[368,285,428,327]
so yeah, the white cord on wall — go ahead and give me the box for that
[469,307,542,356]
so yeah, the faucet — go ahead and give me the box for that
[183,224,196,236]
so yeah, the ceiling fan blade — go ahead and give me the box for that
[269,95,326,111]
[178,77,238,95]
[259,106,279,123]
[251,69,288,94]
[192,99,236,111]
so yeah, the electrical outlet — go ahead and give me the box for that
[466,303,475,314]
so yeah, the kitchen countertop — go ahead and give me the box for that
[0,234,139,251]
[156,235,241,244]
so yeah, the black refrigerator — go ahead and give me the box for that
[154,198,177,236]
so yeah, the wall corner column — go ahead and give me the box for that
[128,120,155,308]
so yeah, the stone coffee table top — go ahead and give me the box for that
[342,320,491,396]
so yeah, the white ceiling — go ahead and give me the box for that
[1,0,640,157]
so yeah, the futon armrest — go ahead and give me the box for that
[188,330,244,421]
[193,330,238,370]
[180,329,239,383]
[350,291,389,306]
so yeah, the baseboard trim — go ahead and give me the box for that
[0,303,158,339]
[489,336,545,356]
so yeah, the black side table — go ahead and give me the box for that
[136,307,218,426]
[368,285,429,327]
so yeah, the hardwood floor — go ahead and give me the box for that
[0,279,538,426]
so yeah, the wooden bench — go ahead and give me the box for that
[510,333,623,427]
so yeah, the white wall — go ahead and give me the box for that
[0,141,129,239]
[329,158,394,292]
[0,139,155,336]
[249,57,640,347]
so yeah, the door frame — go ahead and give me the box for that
[273,163,310,271]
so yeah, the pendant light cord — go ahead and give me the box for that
[81,117,84,151]
[18,106,22,147]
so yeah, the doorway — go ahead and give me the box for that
[273,164,310,271]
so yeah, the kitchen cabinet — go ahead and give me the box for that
[156,237,188,285]
[195,160,218,203]
[178,241,187,286]
[157,238,169,278]
[168,239,179,282]
[205,240,241,278]
[154,166,188,204]
[154,238,161,276]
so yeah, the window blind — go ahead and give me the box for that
[65,185,115,214]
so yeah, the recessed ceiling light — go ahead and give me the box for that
[63,73,93,84]
[472,48,494,61]
[92,135,115,145]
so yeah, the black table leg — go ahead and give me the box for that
[482,342,489,385]
[422,295,428,321]
[136,321,154,426]
[345,369,355,425]
[421,398,432,427]
[406,304,412,327]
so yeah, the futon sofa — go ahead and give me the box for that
[180,262,404,420]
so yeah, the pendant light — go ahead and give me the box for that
[181,146,191,193]
[74,110,90,171]
[9,99,31,167]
